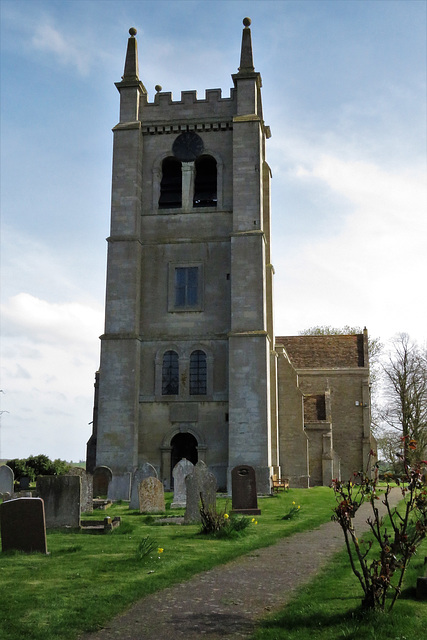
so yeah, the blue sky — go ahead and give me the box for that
[1,0,426,462]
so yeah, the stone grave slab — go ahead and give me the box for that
[0,465,14,495]
[36,475,81,528]
[138,477,165,513]
[171,458,194,508]
[66,467,93,513]
[107,472,132,501]
[184,461,217,524]
[129,463,158,509]
[0,497,48,553]
[231,464,261,515]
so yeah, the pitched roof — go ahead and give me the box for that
[276,334,365,369]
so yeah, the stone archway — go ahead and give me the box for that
[170,432,198,488]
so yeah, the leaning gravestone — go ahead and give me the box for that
[93,466,112,497]
[36,475,81,528]
[0,497,48,553]
[171,458,194,508]
[138,477,165,513]
[0,465,14,495]
[107,472,131,501]
[66,467,93,513]
[231,464,261,515]
[184,460,217,524]
[129,463,157,509]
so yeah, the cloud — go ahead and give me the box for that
[273,153,427,342]
[1,293,103,347]
[31,22,92,75]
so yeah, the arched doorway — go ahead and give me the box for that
[170,432,198,487]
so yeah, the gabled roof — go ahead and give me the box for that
[275,334,365,369]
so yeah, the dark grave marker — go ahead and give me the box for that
[93,466,113,497]
[0,497,48,553]
[231,464,261,515]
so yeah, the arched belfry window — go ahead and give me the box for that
[159,157,182,208]
[193,155,217,208]
[162,350,179,395]
[189,350,207,395]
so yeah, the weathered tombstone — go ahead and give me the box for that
[0,465,14,495]
[171,458,194,508]
[138,477,165,513]
[93,466,112,497]
[19,476,30,490]
[0,497,48,553]
[66,467,93,513]
[36,475,81,528]
[184,461,217,524]
[231,464,261,515]
[107,472,132,501]
[129,463,158,509]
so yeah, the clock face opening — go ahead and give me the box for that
[172,132,204,162]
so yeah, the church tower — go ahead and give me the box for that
[91,19,278,494]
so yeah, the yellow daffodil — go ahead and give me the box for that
[292,501,295,505]
[254,521,258,525]
[224,513,229,519]
[251,517,255,522]
[157,548,164,554]
[297,506,301,509]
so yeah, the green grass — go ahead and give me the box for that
[0,488,335,640]
[250,522,427,639]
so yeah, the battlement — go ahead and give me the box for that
[140,87,237,125]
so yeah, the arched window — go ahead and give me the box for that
[162,350,179,395]
[159,157,182,208]
[193,155,217,207]
[190,350,207,395]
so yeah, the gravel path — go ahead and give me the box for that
[79,488,402,640]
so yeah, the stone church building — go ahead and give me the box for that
[86,21,375,495]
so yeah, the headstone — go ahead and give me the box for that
[171,458,194,508]
[184,461,217,524]
[66,467,93,513]
[0,465,14,495]
[231,464,261,515]
[19,476,30,490]
[36,475,81,528]
[0,497,48,553]
[129,463,158,509]
[93,466,112,497]
[138,477,165,513]
[107,472,132,501]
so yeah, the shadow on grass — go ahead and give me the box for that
[255,606,382,637]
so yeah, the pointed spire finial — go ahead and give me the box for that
[122,27,139,81]
[239,17,254,73]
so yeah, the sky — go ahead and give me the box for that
[1,0,426,463]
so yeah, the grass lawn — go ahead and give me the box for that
[0,488,336,640]
[251,522,427,639]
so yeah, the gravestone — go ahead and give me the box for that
[129,463,157,509]
[0,465,14,495]
[138,477,165,513]
[36,475,81,528]
[19,476,30,490]
[107,472,132,501]
[231,464,261,515]
[93,466,112,497]
[171,458,194,508]
[184,460,217,524]
[0,497,48,553]
[66,467,93,513]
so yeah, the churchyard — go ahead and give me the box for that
[0,463,426,640]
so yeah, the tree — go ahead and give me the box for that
[379,333,427,466]
[6,455,71,481]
